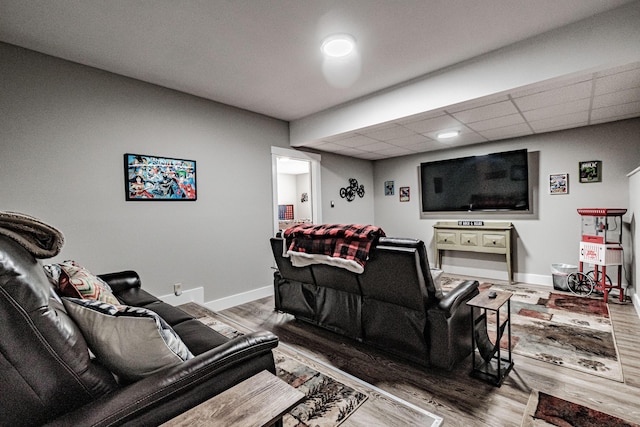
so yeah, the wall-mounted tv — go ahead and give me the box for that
[419,149,529,213]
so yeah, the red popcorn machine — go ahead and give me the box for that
[574,208,626,302]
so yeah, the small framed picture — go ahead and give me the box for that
[399,186,410,202]
[579,160,602,183]
[384,180,394,196]
[549,173,568,195]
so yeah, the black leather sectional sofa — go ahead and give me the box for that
[271,236,479,370]
[0,234,279,427]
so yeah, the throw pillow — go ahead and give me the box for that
[62,297,194,382]
[44,260,120,305]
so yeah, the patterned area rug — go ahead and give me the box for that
[521,390,640,426]
[441,276,623,382]
[179,304,367,427]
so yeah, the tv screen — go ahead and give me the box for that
[419,149,529,213]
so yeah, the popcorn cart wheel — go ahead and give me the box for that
[567,271,595,296]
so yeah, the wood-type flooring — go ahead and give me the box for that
[219,276,640,426]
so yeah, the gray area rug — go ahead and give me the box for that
[441,276,623,382]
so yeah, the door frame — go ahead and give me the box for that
[271,146,322,236]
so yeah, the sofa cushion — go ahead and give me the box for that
[44,260,120,304]
[62,297,194,382]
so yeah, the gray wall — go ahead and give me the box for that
[319,152,375,225]
[0,43,289,301]
[374,119,640,285]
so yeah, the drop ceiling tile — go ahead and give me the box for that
[360,141,397,152]
[592,88,640,109]
[522,98,591,122]
[402,141,437,152]
[595,67,640,95]
[411,140,448,152]
[512,74,592,98]
[468,113,526,132]
[446,94,509,113]
[591,101,640,122]
[421,125,476,140]
[529,111,589,132]
[387,133,432,146]
[371,146,414,157]
[401,114,461,134]
[333,147,368,156]
[478,123,533,140]
[332,134,380,148]
[358,121,398,132]
[451,100,519,123]
[445,132,488,146]
[513,80,592,111]
[396,109,447,124]
[360,124,417,141]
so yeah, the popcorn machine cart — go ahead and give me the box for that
[577,208,626,302]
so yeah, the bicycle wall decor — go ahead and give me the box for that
[340,178,365,202]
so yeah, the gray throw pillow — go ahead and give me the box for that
[62,297,193,382]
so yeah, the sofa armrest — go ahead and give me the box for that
[427,280,479,370]
[45,331,279,427]
[98,270,141,294]
[436,280,479,316]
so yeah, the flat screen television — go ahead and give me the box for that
[419,149,529,213]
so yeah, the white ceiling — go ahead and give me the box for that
[1,1,639,160]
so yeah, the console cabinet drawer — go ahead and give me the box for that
[460,233,478,246]
[482,234,506,248]
[436,232,457,245]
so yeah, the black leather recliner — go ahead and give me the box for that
[271,236,479,370]
[0,234,279,427]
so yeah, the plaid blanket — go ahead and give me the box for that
[283,224,385,273]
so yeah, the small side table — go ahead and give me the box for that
[162,370,305,427]
[467,290,514,386]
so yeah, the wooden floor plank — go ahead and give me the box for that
[220,278,640,426]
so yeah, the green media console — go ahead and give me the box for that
[433,221,514,284]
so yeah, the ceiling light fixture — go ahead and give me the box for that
[436,130,460,140]
[321,34,356,58]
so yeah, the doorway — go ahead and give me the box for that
[271,147,321,236]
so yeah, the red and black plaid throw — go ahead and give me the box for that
[283,224,385,270]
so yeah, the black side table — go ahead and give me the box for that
[467,290,514,386]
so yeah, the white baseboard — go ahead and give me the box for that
[443,265,551,286]
[632,292,640,319]
[203,285,274,312]
[158,286,204,305]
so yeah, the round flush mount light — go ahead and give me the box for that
[436,130,460,140]
[321,34,356,58]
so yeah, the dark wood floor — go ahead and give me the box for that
[220,277,640,426]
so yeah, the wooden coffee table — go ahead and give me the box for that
[162,370,305,427]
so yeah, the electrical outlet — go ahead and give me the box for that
[173,283,182,296]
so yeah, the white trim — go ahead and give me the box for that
[633,292,640,319]
[203,285,273,312]
[158,286,204,305]
[271,147,322,236]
